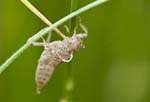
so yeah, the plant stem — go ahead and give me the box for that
[69,0,78,35]
[0,0,109,75]
[0,44,30,74]
[62,0,78,102]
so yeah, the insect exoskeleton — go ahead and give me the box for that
[35,33,87,93]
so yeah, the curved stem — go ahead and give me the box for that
[0,0,109,75]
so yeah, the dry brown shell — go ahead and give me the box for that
[35,34,87,93]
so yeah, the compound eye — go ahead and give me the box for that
[69,38,76,43]
[72,38,76,43]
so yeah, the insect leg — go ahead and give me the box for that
[78,17,88,34]
[38,36,48,49]
[74,17,88,39]
[64,25,70,34]
[30,42,45,46]
[46,31,52,43]
[73,26,78,35]
[62,53,74,62]
[27,36,49,49]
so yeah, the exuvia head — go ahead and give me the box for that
[65,34,87,51]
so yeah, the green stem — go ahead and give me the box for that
[62,0,78,102]
[69,0,78,35]
[0,44,30,74]
[0,0,109,75]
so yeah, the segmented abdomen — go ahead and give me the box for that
[35,46,60,93]
[35,62,55,93]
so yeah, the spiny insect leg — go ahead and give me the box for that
[78,17,88,34]
[73,26,78,35]
[64,25,70,34]
[79,23,88,34]
[39,36,48,49]
[30,42,49,47]
[46,31,52,43]
[75,17,88,39]
[28,35,49,49]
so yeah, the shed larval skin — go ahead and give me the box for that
[35,34,87,93]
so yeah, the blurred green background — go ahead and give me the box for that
[0,0,149,102]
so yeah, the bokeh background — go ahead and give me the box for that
[0,0,149,102]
